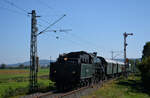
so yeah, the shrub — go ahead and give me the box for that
[1,86,29,98]
[138,57,150,91]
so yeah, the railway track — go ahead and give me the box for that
[34,80,110,98]
[21,78,114,98]
[35,86,93,98]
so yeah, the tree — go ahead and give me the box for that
[142,42,150,59]
[19,64,24,69]
[0,64,6,69]
[138,57,150,90]
[129,59,140,73]
[138,41,150,91]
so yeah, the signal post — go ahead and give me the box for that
[123,32,133,78]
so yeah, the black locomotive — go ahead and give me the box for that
[50,51,131,90]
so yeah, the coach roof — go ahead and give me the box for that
[105,59,124,65]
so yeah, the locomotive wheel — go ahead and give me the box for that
[85,80,88,86]
[91,78,95,85]
[56,84,61,91]
[87,79,90,86]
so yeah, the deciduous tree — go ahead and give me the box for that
[142,42,150,59]
[0,64,6,69]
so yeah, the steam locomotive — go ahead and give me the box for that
[50,51,131,90]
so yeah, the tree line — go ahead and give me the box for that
[0,64,50,69]
[0,64,28,69]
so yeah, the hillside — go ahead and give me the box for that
[8,59,55,67]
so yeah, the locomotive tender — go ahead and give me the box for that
[50,51,130,90]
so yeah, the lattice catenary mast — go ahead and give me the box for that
[29,10,40,92]
[28,10,69,92]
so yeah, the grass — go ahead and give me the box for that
[82,74,150,98]
[0,68,54,98]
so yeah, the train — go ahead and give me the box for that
[50,51,132,90]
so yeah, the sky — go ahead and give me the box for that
[0,0,150,64]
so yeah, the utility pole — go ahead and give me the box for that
[28,10,69,92]
[111,51,114,60]
[123,32,133,78]
[29,10,40,92]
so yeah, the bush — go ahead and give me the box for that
[138,57,150,91]
[1,86,29,98]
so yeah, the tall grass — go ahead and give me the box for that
[82,75,150,98]
[0,69,54,98]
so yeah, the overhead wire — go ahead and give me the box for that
[36,0,73,16]
[35,0,67,25]
[39,18,51,24]
[62,31,102,52]
[37,24,45,28]
[0,0,48,39]
[0,5,28,16]
[57,35,94,50]
[38,14,66,35]
[2,0,55,25]
[1,0,101,52]
[2,0,28,13]
[48,30,97,51]
[37,23,46,31]
[71,33,101,48]
[1,0,29,17]
[37,26,94,50]
[35,0,64,15]
[0,0,85,50]
[36,0,54,10]
[34,0,66,32]
[34,0,91,51]
[34,0,101,52]
[1,0,59,35]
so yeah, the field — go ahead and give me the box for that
[1,69,149,98]
[0,68,54,98]
[82,74,150,98]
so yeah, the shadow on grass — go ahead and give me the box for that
[117,78,150,95]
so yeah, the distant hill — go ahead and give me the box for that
[7,58,141,67]
[8,59,55,67]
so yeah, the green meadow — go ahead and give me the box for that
[83,74,150,98]
[0,69,54,98]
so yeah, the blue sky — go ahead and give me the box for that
[0,0,150,64]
